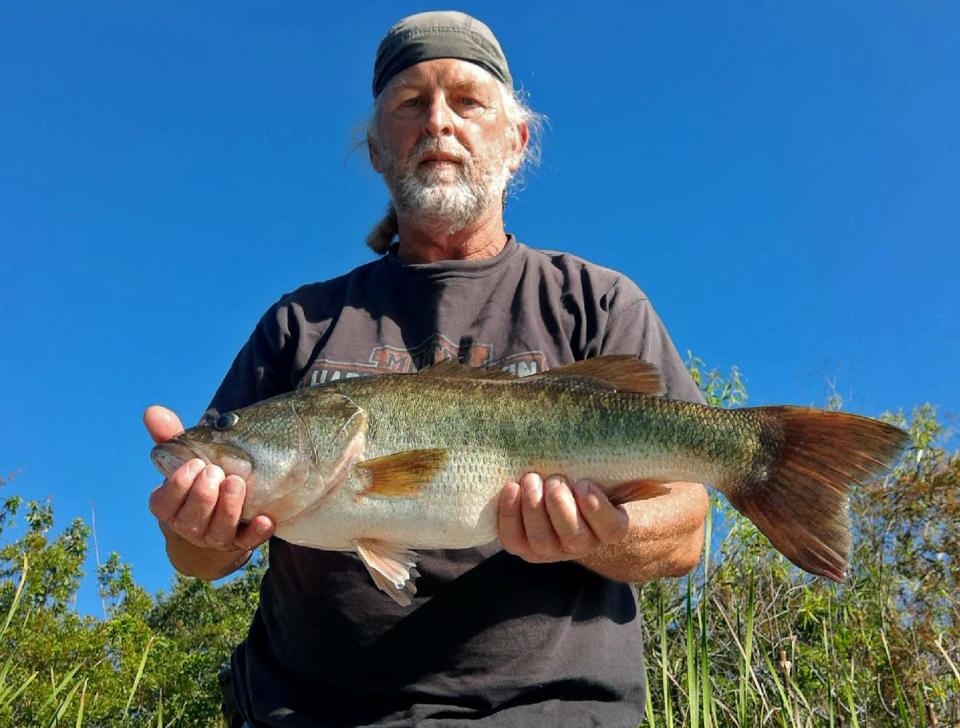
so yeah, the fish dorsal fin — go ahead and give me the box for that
[413,355,663,393]
[415,359,518,381]
[354,539,420,606]
[530,356,666,396]
[356,448,447,498]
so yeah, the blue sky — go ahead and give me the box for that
[1,2,957,615]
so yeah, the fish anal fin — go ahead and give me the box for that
[356,449,447,498]
[355,539,419,606]
[607,478,671,506]
[532,356,666,396]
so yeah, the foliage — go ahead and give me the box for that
[0,472,266,726]
[637,357,960,726]
[0,359,957,724]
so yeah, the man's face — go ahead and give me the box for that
[369,58,528,230]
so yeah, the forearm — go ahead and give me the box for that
[159,521,252,581]
[577,482,708,583]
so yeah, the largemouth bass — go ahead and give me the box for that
[151,356,909,605]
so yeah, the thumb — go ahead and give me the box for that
[144,405,185,444]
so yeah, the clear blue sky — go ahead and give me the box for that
[1,2,957,615]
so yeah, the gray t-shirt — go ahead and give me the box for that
[209,237,703,727]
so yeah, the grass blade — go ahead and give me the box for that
[841,676,860,728]
[41,664,84,716]
[738,572,756,726]
[700,507,712,728]
[75,679,88,728]
[124,634,156,721]
[643,642,655,728]
[659,589,674,728]
[48,677,84,728]
[822,605,834,728]
[686,576,699,728]
[1,556,29,636]
[879,625,912,726]
[763,650,797,728]
[0,671,38,710]
[933,634,960,688]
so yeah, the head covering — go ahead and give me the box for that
[372,11,512,97]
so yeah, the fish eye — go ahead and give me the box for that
[214,412,239,431]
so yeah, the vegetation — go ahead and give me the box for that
[0,483,264,726]
[0,360,956,725]
[638,358,959,726]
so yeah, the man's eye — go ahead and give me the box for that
[460,97,480,107]
[400,97,421,108]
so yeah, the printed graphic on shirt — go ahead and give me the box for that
[300,334,547,388]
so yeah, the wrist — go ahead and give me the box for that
[158,521,252,580]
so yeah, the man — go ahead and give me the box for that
[146,11,708,727]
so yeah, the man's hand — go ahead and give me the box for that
[145,405,275,580]
[497,473,629,563]
[498,473,708,583]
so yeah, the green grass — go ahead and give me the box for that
[637,512,959,727]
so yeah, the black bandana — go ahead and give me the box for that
[372,11,512,97]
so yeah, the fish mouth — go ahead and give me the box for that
[150,438,253,481]
[151,440,199,478]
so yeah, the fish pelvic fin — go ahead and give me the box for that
[356,449,447,498]
[355,539,419,606]
[607,478,672,506]
[727,407,910,583]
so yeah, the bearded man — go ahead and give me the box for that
[146,11,708,728]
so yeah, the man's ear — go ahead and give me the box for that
[506,121,529,174]
[368,137,384,174]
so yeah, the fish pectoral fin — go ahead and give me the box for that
[355,539,420,606]
[607,478,671,506]
[530,356,666,396]
[356,449,447,498]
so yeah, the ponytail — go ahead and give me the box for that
[365,205,399,255]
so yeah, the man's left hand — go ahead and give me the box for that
[498,473,630,563]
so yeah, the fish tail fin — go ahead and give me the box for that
[726,407,909,582]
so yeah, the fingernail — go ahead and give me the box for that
[586,484,602,511]
[223,479,243,496]
[186,459,206,477]
[574,481,590,499]
[522,478,541,500]
[544,475,564,492]
[203,464,223,480]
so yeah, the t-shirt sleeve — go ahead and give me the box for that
[205,298,296,418]
[598,280,705,405]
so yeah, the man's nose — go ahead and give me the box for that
[424,95,455,137]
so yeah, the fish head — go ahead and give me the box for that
[150,391,368,523]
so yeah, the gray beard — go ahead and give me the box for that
[378,138,512,234]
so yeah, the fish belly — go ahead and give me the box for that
[272,445,726,552]
[273,450,509,550]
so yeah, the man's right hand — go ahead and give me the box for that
[145,405,275,580]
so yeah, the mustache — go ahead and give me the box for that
[409,138,469,165]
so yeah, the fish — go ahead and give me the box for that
[151,356,910,605]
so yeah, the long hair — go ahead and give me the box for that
[365,204,400,254]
